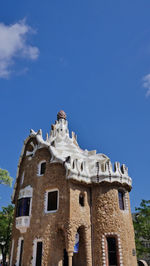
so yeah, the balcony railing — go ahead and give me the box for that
[16,216,30,233]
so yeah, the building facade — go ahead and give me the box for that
[10,111,137,266]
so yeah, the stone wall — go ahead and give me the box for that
[10,137,137,266]
[92,183,137,266]
[11,144,69,265]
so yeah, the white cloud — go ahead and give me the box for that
[0,19,39,78]
[142,74,150,97]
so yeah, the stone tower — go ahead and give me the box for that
[10,111,137,266]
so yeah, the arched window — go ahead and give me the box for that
[38,161,46,176]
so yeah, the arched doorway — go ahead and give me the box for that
[138,260,148,266]
[72,226,87,266]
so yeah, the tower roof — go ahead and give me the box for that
[57,110,66,120]
[12,111,132,202]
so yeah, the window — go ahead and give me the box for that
[16,198,30,217]
[15,186,32,233]
[63,249,68,266]
[40,162,46,175]
[10,239,14,266]
[38,161,46,176]
[20,172,24,186]
[35,242,43,266]
[32,239,43,266]
[79,193,84,207]
[16,238,24,266]
[19,239,24,266]
[107,237,118,266]
[118,190,125,210]
[47,190,58,211]
[45,189,59,213]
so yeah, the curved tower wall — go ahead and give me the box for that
[92,184,137,266]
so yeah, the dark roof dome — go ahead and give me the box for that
[57,110,67,120]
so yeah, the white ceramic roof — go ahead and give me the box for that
[12,114,132,202]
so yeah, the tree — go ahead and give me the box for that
[133,200,150,259]
[0,205,14,265]
[0,168,12,186]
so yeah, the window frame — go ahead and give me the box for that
[45,189,59,214]
[16,237,24,266]
[16,197,31,217]
[37,160,46,176]
[118,189,128,211]
[118,190,125,210]
[106,236,119,266]
[32,238,43,266]
[10,239,14,266]
[16,186,33,218]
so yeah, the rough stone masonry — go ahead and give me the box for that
[10,111,137,266]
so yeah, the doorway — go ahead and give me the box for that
[63,249,68,266]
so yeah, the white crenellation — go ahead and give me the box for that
[50,119,69,141]
[12,116,132,202]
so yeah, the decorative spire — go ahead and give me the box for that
[57,110,67,120]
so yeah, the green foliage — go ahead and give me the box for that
[0,168,12,186]
[133,199,150,259]
[0,205,14,264]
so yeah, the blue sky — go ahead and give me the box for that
[0,0,150,211]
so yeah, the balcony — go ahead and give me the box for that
[16,216,30,233]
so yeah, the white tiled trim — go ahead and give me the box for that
[124,192,129,211]
[102,233,123,266]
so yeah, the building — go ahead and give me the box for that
[10,111,137,266]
